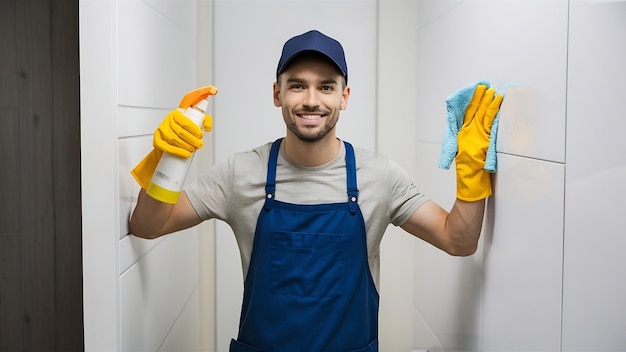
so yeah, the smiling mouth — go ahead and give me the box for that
[298,114,324,120]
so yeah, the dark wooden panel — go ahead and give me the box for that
[16,0,57,350]
[0,234,22,350]
[50,0,84,350]
[0,0,83,350]
[0,0,20,234]
[0,1,24,351]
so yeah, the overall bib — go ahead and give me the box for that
[229,139,379,352]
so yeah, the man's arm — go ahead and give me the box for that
[128,96,215,239]
[129,189,202,239]
[400,199,485,256]
[402,84,503,255]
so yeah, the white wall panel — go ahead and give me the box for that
[475,3,568,350]
[411,141,483,352]
[159,288,201,352]
[415,0,480,145]
[480,154,564,351]
[118,106,170,138]
[119,234,163,275]
[118,137,151,239]
[412,1,487,350]
[415,0,568,164]
[562,1,626,350]
[120,231,199,351]
[114,0,206,351]
[80,0,120,349]
[214,221,241,351]
[117,0,197,109]
[412,1,571,351]
[118,135,164,270]
[377,2,422,350]
[479,0,568,164]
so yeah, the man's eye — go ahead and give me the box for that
[290,84,304,89]
[321,86,333,91]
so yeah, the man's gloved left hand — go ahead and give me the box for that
[456,84,503,201]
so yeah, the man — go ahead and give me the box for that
[130,29,502,352]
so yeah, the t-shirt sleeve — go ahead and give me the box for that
[387,159,429,226]
[184,157,233,221]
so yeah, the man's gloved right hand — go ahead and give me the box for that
[131,109,212,190]
[154,109,209,158]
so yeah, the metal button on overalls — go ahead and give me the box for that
[229,139,379,352]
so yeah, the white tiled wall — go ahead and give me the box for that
[377,3,426,350]
[82,0,211,350]
[80,1,119,349]
[117,0,206,350]
[119,232,199,351]
[411,0,626,351]
[562,1,626,350]
[480,154,564,351]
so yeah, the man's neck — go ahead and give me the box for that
[282,134,341,167]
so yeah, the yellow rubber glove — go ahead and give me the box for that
[131,109,212,189]
[456,85,503,201]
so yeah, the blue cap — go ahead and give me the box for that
[276,30,348,83]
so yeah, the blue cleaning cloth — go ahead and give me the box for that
[438,80,502,173]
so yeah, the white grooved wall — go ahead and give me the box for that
[409,0,626,351]
[81,0,214,350]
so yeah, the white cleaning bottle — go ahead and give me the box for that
[147,86,218,204]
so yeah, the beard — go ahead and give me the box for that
[287,113,337,143]
[284,108,338,143]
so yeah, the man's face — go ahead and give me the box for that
[273,56,350,143]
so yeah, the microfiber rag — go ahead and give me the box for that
[438,80,502,173]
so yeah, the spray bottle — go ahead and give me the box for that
[147,86,218,204]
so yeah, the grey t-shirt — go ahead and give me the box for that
[185,140,428,289]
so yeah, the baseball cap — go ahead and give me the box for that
[276,30,348,83]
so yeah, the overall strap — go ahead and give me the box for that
[343,141,359,215]
[264,138,282,210]
[264,138,359,214]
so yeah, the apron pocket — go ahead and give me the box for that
[347,338,378,352]
[229,338,263,352]
[271,231,347,297]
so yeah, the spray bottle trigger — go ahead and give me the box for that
[178,85,218,109]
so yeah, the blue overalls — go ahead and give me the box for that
[229,139,379,352]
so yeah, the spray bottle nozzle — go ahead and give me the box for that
[178,85,219,110]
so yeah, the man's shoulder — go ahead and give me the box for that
[345,143,391,166]
[342,142,408,182]
[231,141,275,162]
